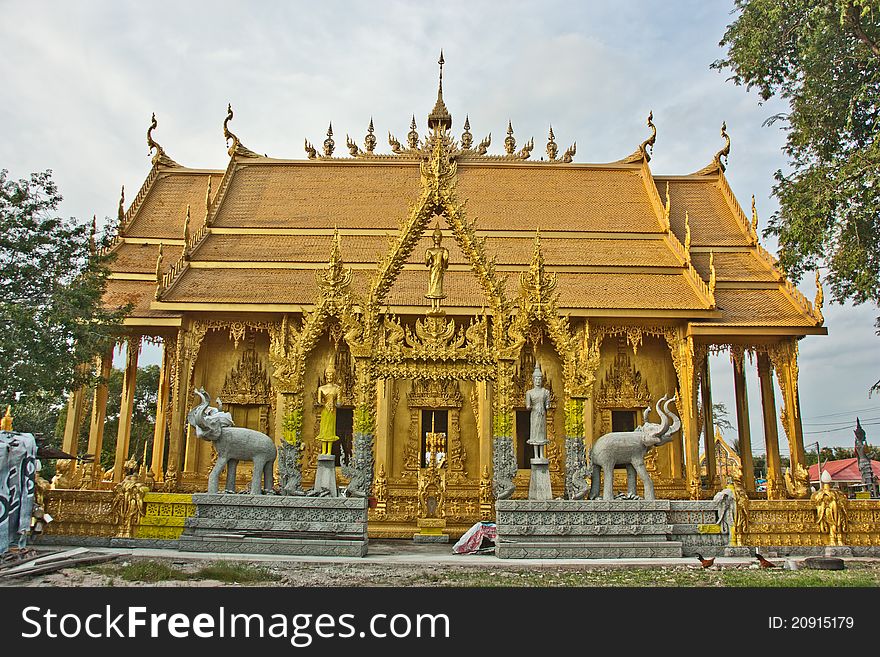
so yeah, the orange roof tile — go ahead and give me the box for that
[110,242,183,274]
[104,280,179,318]
[124,171,222,239]
[661,178,752,247]
[706,288,817,327]
[690,252,776,283]
[457,164,663,232]
[211,162,420,229]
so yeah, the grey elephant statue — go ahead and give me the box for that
[588,395,680,501]
[187,388,277,495]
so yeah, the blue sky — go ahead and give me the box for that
[1,0,877,450]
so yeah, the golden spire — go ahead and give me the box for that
[364,117,377,153]
[323,123,335,157]
[521,228,557,307]
[709,250,717,295]
[814,269,824,322]
[427,50,452,131]
[504,120,516,155]
[546,125,558,161]
[750,194,759,241]
[318,226,352,295]
[117,185,125,227]
[407,115,420,149]
[713,121,731,171]
[146,113,178,167]
[639,110,657,161]
[1,405,12,432]
[461,115,473,150]
[684,210,692,253]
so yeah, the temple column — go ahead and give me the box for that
[61,375,87,462]
[112,336,141,482]
[732,350,755,492]
[477,380,493,474]
[672,332,701,499]
[757,352,783,499]
[699,352,716,487]
[165,326,193,486]
[150,338,173,480]
[582,394,595,452]
[82,346,114,487]
[374,378,394,477]
[771,339,806,470]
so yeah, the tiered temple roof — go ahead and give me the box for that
[103,75,825,338]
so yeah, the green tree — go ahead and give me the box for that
[713,1,880,389]
[0,169,127,408]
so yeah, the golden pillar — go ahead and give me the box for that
[61,380,86,461]
[699,353,716,486]
[757,352,783,499]
[477,380,493,476]
[582,394,595,452]
[165,326,191,485]
[150,338,173,480]
[732,351,755,492]
[374,378,394,477]
[113,336,141,482]
[674,333,701,499]
[773,340,806,469]
[83,346,114,486]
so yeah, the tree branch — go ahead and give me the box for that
[846,2,880,57]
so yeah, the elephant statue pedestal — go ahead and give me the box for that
[315,454,339,497]
[495,499,729,559]
[528,457,553,501]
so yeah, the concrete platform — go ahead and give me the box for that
[179,494,369,557]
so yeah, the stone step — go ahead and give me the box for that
[495,524,673,537]
[178,535,367,557]
[496,540,683,559]
[184,517,366,534]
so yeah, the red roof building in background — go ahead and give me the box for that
[808,458,880,485]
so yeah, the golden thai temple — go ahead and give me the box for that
[50,55,859,544]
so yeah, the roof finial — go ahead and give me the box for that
[147,113,179,167]
[323,122,335,157]
[546,125,558,161]
[504,120,516,155]
[714,121,731,171]
[461,115,473,150]
[364,118,377,153]
[117,185,125,227]
[814,269,824,322]
[223,103,238,150]
[407,115,420,149]
[427,51,452,131]
[640,110,657,161]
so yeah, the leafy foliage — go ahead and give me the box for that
[713,1,880,305]
[0,169,127,406]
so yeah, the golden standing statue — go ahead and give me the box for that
[425,222,449,313]
[812,473,848,546]
[317,363,341,455]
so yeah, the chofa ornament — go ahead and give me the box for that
[588,395,681,501]
[187,388,277,495]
